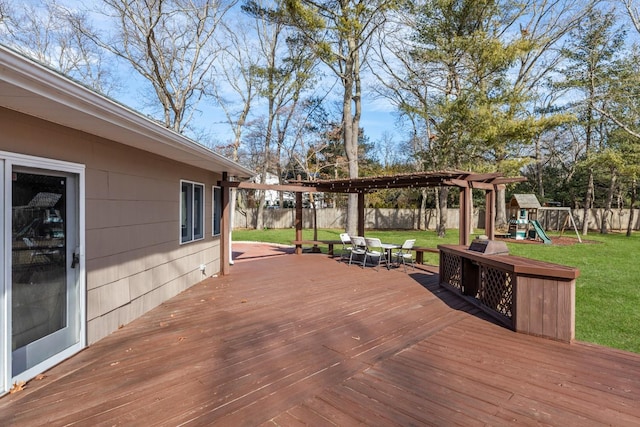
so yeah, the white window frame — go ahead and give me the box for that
[180,180,205,244]
[212,186,222,237]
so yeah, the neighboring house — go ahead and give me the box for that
[0,45,252,395]
[251,173,328,209]
[253,172,295,207]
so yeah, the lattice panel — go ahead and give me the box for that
[477,266,513,319]
[440,252,462,291]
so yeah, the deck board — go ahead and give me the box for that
[1,242,639,426]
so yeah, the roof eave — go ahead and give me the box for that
[0,45,253,179]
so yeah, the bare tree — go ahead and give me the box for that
[209,22,260,162]
[594,3,640,140]
[370,4,447,234]
[0,0,12,24]
[0,0,117,94]
[79,0,237,133]
[243,0,317,228]
[283,0,394,235]
[622,0,640,33]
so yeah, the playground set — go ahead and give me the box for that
[508,194,551,243]
[506,194,581,244]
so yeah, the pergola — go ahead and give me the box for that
[219,170,525,274]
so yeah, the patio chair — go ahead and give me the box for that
[339,232,352,261]
[348,236,367,266]
[363,237,388,271]
[392,239,416,272]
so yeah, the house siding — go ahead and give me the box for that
[1,107,222,344]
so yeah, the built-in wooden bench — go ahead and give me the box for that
[292,240,344,256]
[412,246,439,264]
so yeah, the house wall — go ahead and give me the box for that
[1,107,222,344]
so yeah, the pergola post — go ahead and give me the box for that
[357,192,365,237]
[295,192,303,254]
[485,188,496,240]
[221,172,230,275]
[459,185,472,246]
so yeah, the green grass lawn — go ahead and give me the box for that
[232,227,640,353]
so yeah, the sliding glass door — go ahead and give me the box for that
[1,153,85,394]
[11,169,80,376]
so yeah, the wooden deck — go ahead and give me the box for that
[1,243,639,426]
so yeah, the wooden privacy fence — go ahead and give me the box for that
[234,208,465,230]
[234,207,640,231]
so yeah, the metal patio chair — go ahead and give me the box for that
[348,236,367,266]
[363,237,388,271]
[392,239,416,272]
[339,232,352,261]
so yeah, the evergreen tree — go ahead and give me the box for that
[558,8,626,234]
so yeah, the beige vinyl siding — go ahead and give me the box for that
[1,107,222,344]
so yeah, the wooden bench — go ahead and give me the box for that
[292,240,344,256]
[412,246,439,264]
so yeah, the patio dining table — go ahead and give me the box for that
[379,242,401,269]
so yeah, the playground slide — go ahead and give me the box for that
[531,220,552,244]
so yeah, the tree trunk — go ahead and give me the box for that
[343,38,360,235]
[419,188,428,230]
[581,168,594,235]
[627,178,637,237]
[600,168,617,234]
[495,186,507,229]
[535,135,544,197]
[437,187,448,237]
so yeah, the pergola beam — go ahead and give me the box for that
[443,179,469,188]
[465,172,502,181]
[491,177,527,185]
[220,181,318,193]
[469,182,498,191]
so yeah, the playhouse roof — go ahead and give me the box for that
[510,194,541,209]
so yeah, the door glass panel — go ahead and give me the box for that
[11,172,71,373]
